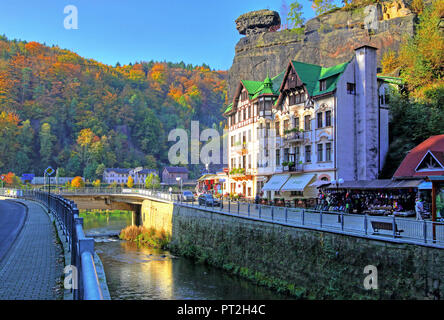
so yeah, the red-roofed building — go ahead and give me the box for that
[393,135,444,178]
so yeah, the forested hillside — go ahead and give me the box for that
[0,36,227,180]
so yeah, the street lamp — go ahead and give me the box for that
[133,167,143,189]
[176,176,183,199]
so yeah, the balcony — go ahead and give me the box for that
[231,142,248,155]
[281,162,303,173]
[283,130,305,143]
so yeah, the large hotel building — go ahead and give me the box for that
[223,45,395,203]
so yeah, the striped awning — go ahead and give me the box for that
[262,174,290,192]
[281,174,315,192]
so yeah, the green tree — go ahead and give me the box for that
[311,0,337,15]
[287,1,305,34]
[145,173,160,190]
[396,1,444,98]
[381,89,444,177]
[95,163,106,178]
[14,119,34,174]
[39,122,55,167]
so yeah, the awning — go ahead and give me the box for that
[325,179,422,190]
[281,174,315,192]
[197,174,218,182]
[418,181,432,190]
[262,174,290,192]
[310,180,331,188]
[388,179,422,189]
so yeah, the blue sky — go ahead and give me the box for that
[0,0,338,70]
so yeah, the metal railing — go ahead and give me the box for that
[48,187,444,248]
[0,188,104,300]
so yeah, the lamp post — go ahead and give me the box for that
[134,167,143,190]
[44,167,55,214]
[176,176,183,200]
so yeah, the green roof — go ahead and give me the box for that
[227,60,349,114]
[250,71,285,100]
[240,80,263,96]
[291,60,350,96]
[224,102,233,114]
[377,75,404,85]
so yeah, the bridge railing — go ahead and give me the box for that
[0,188,104,300]
[52,187,444,248]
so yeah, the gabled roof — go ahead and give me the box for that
[241,80,263,95]
[277,60,350,99]
[250,72,284,100]
[393,135,444,178]
[163,166,189,174]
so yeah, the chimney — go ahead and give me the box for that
[354,44,379,180]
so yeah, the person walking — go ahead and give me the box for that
[415,197,424,220]
[255,193,260,209]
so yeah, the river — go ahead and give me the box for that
[80,210,292,300]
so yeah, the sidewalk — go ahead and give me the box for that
[0,199,64,300]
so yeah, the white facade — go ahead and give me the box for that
[224,45,390,202]
[103,168,157,185]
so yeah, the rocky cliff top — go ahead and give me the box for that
[227,0,418,99]
[235,9,281,36]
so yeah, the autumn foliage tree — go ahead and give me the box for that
[71,176,85,188]
[127,175,134,188]
[0,35,227,178]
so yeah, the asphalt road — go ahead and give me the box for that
[0,199,27,262]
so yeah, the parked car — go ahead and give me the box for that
[198,194,220,207]
[181,190,195,202]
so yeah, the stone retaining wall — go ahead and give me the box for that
[141,200,444,299]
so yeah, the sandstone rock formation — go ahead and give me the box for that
[235,9,281,37]
[227,1,417,99]
[381,0,412,20]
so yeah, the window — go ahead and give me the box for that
[265,122,270,137]
[325,111,331,127]
[304,115,311,131]
[320,80,327,91]
[248,154,252,169]
[284,119,289,132]
[248,187,251,197]
[317,144,323,162]
[291,191,303,196]
[293,117,299,130]
[248,129,251,142]
[275,121,280,136]
[326,143,332,161]
[231,136,235,147]
[305,145,311,163]
[289,94,295,106]
[295,146,300,162]
[276,149,280,166]
[317,112,323,128]
[347,82,356,95]
[295,94,301,104]
[243,109,246,121]
[284,148,289,163]
[241,90,248,101]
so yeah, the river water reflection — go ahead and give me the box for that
[81,210,292,300]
